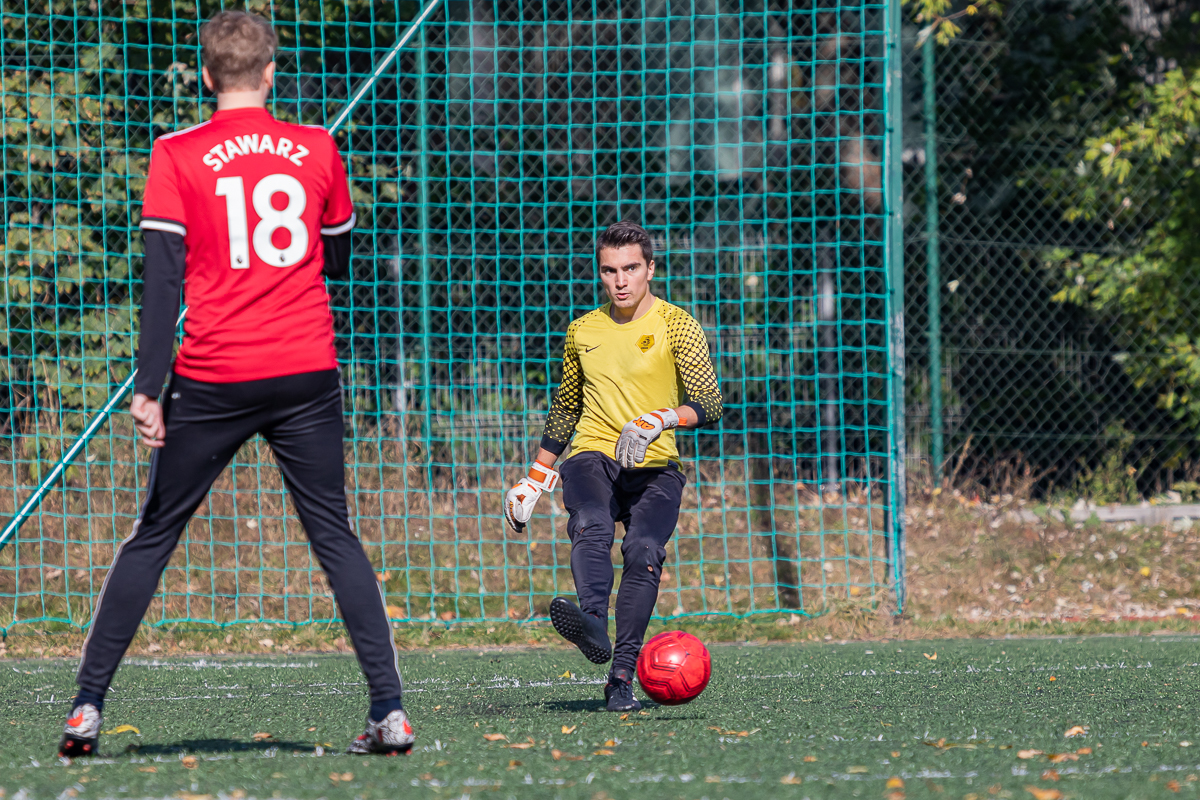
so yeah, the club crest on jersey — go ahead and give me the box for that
[201,134,310,172]
[637,334,655,353]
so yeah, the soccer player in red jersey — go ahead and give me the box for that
[59,11,413,758]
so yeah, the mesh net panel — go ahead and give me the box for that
[0,0,901,631]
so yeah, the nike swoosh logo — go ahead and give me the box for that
[584,345,601,353]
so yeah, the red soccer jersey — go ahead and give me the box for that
[138,106,355,383]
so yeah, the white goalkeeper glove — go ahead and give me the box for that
[504,460,560,533]
[615,408,680,468]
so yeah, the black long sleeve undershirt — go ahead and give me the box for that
[322,229,352,280]
[133,230,354,398]
[134,230,186,398]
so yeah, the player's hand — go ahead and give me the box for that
[504,460,560,533]
[615,408,679,468]
[130,393,166,448]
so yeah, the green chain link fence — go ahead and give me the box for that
[0,0,905,632]
[905,0,1199,499]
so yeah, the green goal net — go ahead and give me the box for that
[0,0,905,633]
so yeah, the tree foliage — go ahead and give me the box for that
[1045,12,1200,428]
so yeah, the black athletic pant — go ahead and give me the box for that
[77,369,403,703]
[560,451,686,674]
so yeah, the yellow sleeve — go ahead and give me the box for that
[666,311,723,426]
[539,320,584,454]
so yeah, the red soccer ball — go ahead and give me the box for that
[636,631,712,705]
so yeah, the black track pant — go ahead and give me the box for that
[560,451,686,674]
[76,369,403,703]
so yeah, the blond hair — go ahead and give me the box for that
[199,11,277,92]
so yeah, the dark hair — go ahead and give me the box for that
[595,220,653,264]
[200,11,278,93]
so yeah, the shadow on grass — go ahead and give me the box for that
[131,738,313,755]
[534,699,607,713]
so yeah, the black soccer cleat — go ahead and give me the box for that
[549,596,612,664]
[58,703,102,758]
[605,668,642,712]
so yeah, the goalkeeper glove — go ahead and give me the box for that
[615,408,679,468]
[504,460,560,533]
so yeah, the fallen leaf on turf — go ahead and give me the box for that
[1048,676,1056,681]
[924,652,937,660]
[1047,753,1079,763]
[780,773,802,785]
[506,742,534,749]
[385,605,404,618]
[594,749,614,756]
[562,725,577,734]
[705,776,721,783]
[340,772,353,782]
[1167,780,1181,792]
[891,751,901,757]
[1141,566,1153,576]
[1076,747,1092,755]
[1064,725,1088,738]
[101,724,140,735]
[177,792,212,800]
[416,773,431,781]
[1025,787,1062,800]
[307,726,316,732]
[138,766,156,773]
[181,756,198,769]
[552,749,564,760]
[804,755,818,762]
[887,777,905,789]
[620,713,629,720]
[560,670,573,678]
[1041,769,1060,781]
[848,765,868,773]
[887,793,906,800]
[435,760,449,767]
[707,726,751,737]
[252,732,273,741]
[508,760,522,769]
[1017,749,1044,759]
[483,733,507,741]
[604,739,616,747]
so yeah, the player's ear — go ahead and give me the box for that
[201,66,215,93]
[262,61,277,90]
[646,259,655,280]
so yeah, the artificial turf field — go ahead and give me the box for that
[2,636,1200,799]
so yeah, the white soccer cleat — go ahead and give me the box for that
[58,703,102,758]
[346,709,416,755]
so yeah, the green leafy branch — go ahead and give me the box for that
[1083,67,1200,184]
[904,0,1003,46]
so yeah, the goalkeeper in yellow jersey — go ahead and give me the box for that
[503,220,723,712]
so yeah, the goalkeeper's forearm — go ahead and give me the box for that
[534,447,560,468]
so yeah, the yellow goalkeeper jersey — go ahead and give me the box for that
[539,297,723,468]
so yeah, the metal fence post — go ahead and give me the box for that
[886,0,908,613]
[923,38,943,483]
